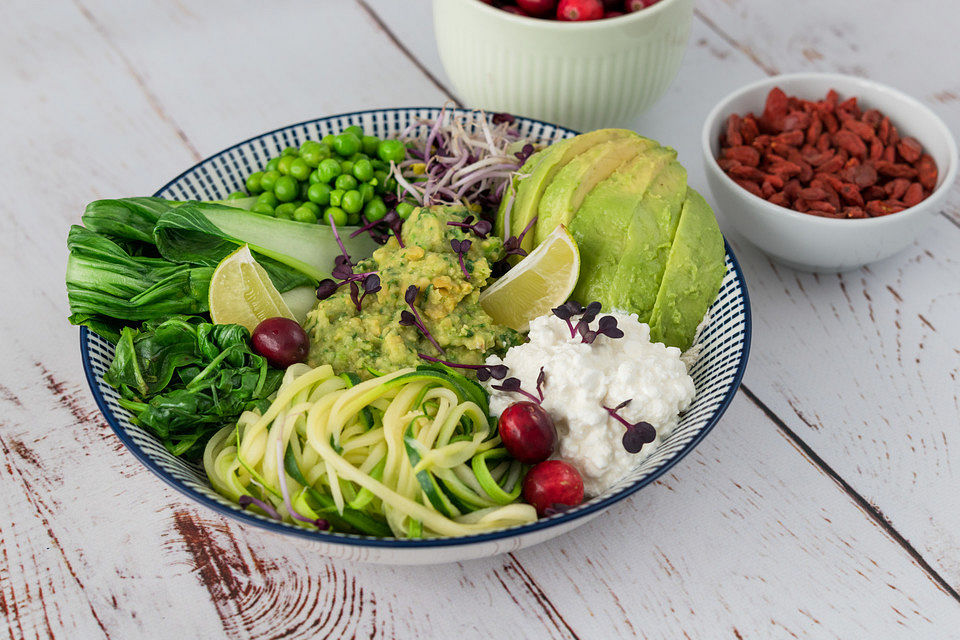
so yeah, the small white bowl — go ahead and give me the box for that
[701,73,958,272]
[433,0,694,131]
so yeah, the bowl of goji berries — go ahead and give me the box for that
[701,73,957,272]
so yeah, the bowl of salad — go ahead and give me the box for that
[71,107,750,564]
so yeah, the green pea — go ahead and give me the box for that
[301,201,321,215]
[361,135,380,156]
[352,158,374,183]
[275,202,298,218]
[321,134,336,147]
[227,190,248,200]
[371,159,388,171]
[333,132,362,157]
[340,160,354,175]
[301,143,330,168]
[364,197,387,222]
[324,206,348,226]
[341,190,363,214]
[344,125,364,139]
[328,188,344,207]
[260,170,281,192]
[281,146,299,157]
[299,182,311,201]
[251,202,275,215]
[309,169,322,184]
[396,201,415,219]
[288,158,310,182]
[293,206,318,224]
[307,182,332,205]
[300,140,321,154]
[256,191,279,208]
[265,157,280,172]
[384,176,398,194]
[245,171,264,194]
[358,182,374,204]
[273,175,299,202]
[335,174,358,191]
[378,139,406,164]
[348,213,361,225]
[372,170,389,192]
[318,158,342,183]
[277,155,295,175]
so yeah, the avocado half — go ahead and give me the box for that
[507,130,726,351]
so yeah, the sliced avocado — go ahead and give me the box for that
[494,149,544,240]
[608,159,688,319]
[567,146,679,309]
[533,136,656,245]
[648,188,726,351]
[496,129,639,252]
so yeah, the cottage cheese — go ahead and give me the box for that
[485,311,695,496]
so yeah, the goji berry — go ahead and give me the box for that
[725,114,743,147]
[916,154,938,190]
[903,182,924,207]
[897,137,923,163]
[724,145,761,167]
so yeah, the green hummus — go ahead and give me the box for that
[304,206,521,376]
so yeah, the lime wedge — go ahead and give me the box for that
[480,226,580,332]
[209,245,295,332]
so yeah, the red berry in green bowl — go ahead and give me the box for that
[557,0,604,21]
[517,0,557,16]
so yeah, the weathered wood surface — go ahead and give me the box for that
[2,0,959,637]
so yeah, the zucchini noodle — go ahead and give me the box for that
[204,363,537,538]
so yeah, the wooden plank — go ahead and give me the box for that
[3,0,959,637]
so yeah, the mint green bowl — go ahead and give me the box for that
[433,0,693,131]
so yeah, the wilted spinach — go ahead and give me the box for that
[104,315,283,459]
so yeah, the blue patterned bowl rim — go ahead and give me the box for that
[79,107,752,549]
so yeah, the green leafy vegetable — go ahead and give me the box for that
[153,201,378,283]
[66,226,213,340]
[67,198,378,339]
[104,315,282,459]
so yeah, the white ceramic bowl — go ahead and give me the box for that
[80,108,751,565]
[702,73,958,272]
[433,0,693,131]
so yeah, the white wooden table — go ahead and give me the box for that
[3,1,959,637]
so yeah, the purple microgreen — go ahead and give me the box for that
[603,401,657,454]
[572,301,603,340]
[491,377,542,405]
[418,353,507,380]
[502,215,538,258]
[238,494,282,521]
[450,238,473,279]
[536,367,546,401]
[316,278,339,301]
[328,218,352,265]
[385,210,405,248]
[363,273,381,294]
[514,143,535,164]
[491,112,516,125]
[597,315,624,340]
[580,301,602,324]
[401,286,444,354]
[577,322,599,345]
[349,281,361,312]
[446,216,492,238]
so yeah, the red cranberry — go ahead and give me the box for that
[604,10,624,17]
[517,0,557,15]
[251,317,309,368]
[626,0,659,10]
[498,401,558,464]
[523,460,585,516]
[499,4,529,15]
[557,0,604,20]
